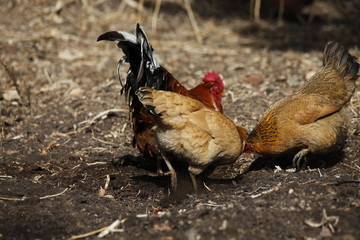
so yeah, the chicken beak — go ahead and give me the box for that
[243,142,253,154]
[221,91,225,97]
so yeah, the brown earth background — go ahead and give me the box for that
[0,0,359,239]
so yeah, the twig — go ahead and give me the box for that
[98,218,126,238]
[99,175,111,197]
[120,122,128,133]
[299,179,316,185]
[135,190,141,198]
[0,59,28,106]
[89,122,117,146]
[73,161,107,170]
[274,165,282,171]
[68,218,126,240]
[76,108,127,130]
[39,188,69,199]
[41,140,59,155]
[0,175,13,178]
[0,188,68,201]
[317,168,323,177]
[0,196,26,201]
[151,0,162,33]
[320,180,360,186]
[116,0,128,15]
[138,0,145,13]
[203,182,211,191]
[92,135,118,146]
[43,68,54,84]
[305,209,339,233]
[53,108,127,137]
[87,162,107,166]
[227,90,242,103]
[354,163,360,170]
[104,175,110,190]
[253,0,261,22]
[149,0,202,44]
[199,203,226,208]
[250,185,281,198]
[340,162,360,172]
[182,0,203,44]
[350,106,358,117]
[123,0,143,10]
[68,226,109,240]
[53,0,78,13]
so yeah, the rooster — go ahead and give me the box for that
[97,24,225,174]
[245,41,359,169]
[136,87,247,191]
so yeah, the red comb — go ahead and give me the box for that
[202,71,224,89]
[202,71,221,83]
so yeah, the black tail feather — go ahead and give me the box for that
[97,23,164,98]
[323,41,359,80]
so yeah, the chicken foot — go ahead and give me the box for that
[160,151,177,190]
[293,148,309,170]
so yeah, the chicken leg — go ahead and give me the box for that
[189,173,198,193]
[160,151,177,190]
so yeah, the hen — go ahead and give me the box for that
[136,87,247,191]
[246,41,359,169]
[97,24,225,173]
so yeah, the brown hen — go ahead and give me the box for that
[136,87,247,191]
[246,41,359,169]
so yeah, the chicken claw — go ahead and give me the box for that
[293,148,309,170]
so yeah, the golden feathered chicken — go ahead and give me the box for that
[245,41,359,169]
[136,87,247,191]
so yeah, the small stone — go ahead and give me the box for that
[246,74,263,85]
[3,89,20,101]
[69,88,84,97]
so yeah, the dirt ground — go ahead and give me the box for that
[1,0,360,239]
